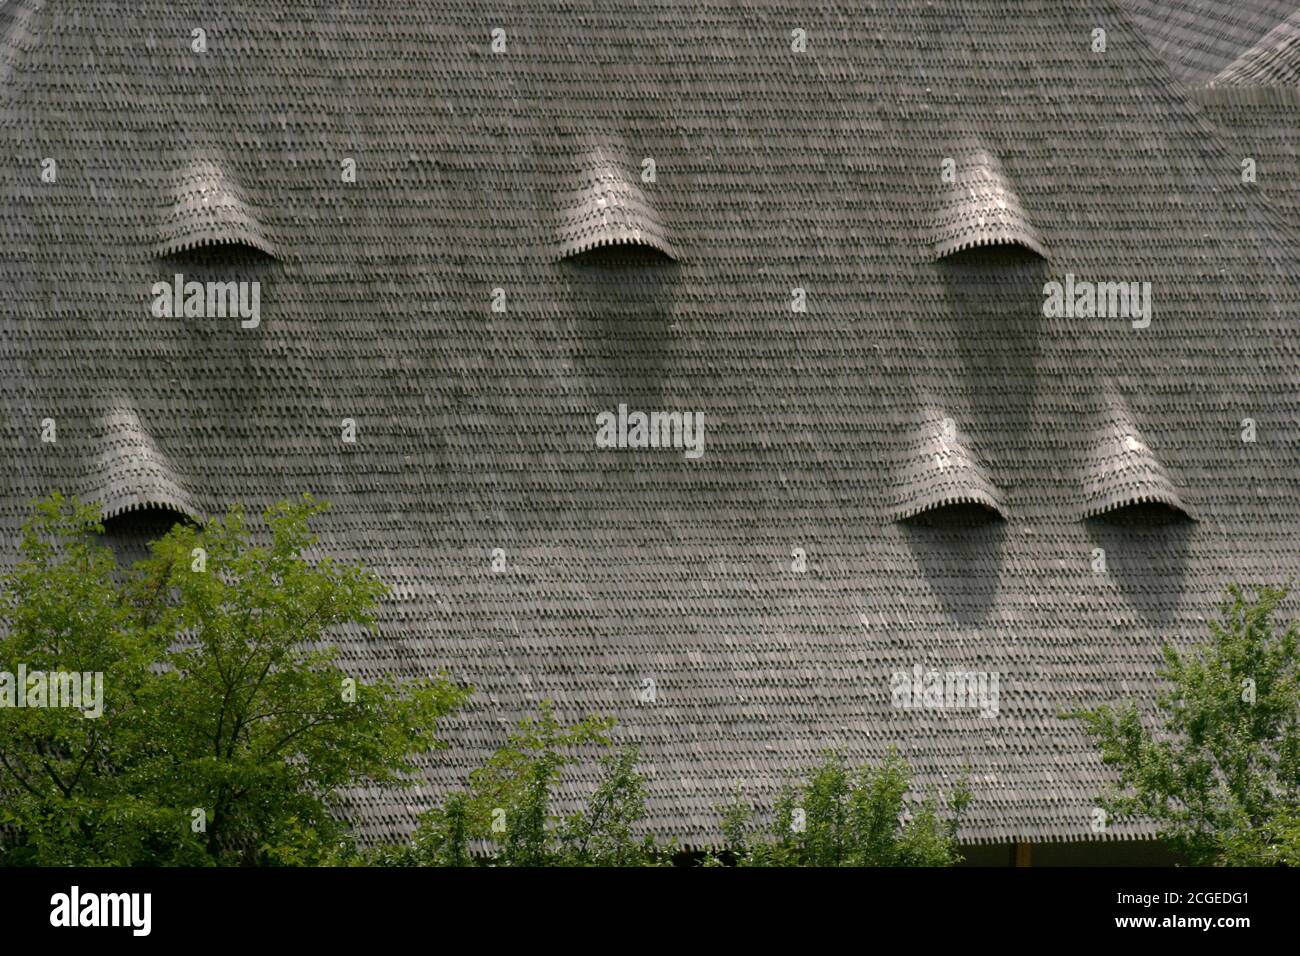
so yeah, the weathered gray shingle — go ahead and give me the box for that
[2,0,1299,850]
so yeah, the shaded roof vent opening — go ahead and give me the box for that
[900,498,1006,528]
[929,145,1048,262]
[163,238,277,268]
[563,239,676,269]
[1087,497,1192,527]
[100,504,199,566]
[936,242,1046,268]
[555,146,678,265]
[155,158,280,262]
[100,503,197,538]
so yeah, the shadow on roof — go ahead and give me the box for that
[899,517,1008,625]
[560,245,681,405]
[936,250,1050,414]
[1083,513,1194,625]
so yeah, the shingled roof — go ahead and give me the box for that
[4,0,1300,851]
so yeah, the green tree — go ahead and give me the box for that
[1072,584,1300,866]
[375,702,660,866]
[558,744,654,866]
[716,750,969,866]
[468,702,615,866]
[0,493,467,866]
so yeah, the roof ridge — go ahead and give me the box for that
[0,0,44,100]
[1105,0,1300,251]
[1208,7,1300,87]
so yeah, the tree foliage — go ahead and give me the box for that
[368,701,660,866]
[0,494,467,866]
[716,750,969,866]
[1073,584,1300,866]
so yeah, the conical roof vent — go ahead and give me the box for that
[930,144,1047,260]
[80,402,199,522]
[155,157,279,259]
[889,410,1006,521]
[555,145,677,261]
[1080,399,1190,520]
